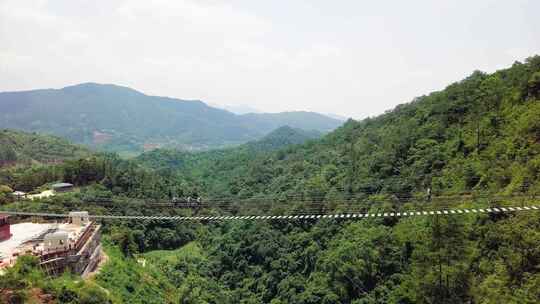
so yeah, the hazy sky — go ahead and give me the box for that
[1,0,539,118]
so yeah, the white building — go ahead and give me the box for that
[0,211,102,276]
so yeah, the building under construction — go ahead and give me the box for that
[0,211,101,277]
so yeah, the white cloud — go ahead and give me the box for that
[0,0,539,118]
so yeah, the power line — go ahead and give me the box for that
[76,193,538,209]
[1,205,538,221]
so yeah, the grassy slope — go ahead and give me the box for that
[96,242,230,303]
[95,246,177,304]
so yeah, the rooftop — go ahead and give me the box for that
[0,222,52,261]
[52,183,74,188]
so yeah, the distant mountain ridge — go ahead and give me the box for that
[210,103,262,115]
[324,113,350,121]
[211,102,350,122]
[0,83,343,153]
[240,112,340,134]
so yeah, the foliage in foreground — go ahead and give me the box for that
[0,256,111,304]
[99,210,540,304]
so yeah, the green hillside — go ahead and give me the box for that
[0,83,343,153]
[244,126,322,152]
[136,56,540,201]
[0,129,91,167]
[120,55,540,303]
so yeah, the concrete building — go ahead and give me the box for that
[43,231,69,252]
[0,211,101,276]
[69,211,90,226]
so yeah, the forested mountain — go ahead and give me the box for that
[88,55,539,302]
[0,83,342,153]
[1,56,540,303]
[0,129,91,167]
[244,126,322,152]
[136,56,540,201]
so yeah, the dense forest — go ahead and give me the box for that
[135,56,540,202]
[1,56,540,303]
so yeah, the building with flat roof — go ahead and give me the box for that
[0,211,101,276]
[51,183,74,193]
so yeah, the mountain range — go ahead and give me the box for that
[211,103,350,121]
[0,83,343,153]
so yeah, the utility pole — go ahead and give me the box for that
[436,215,442,301]
[476,117,481,154]
[347,135,354,194]
[432,193,444,304]
[347,134,356,197]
